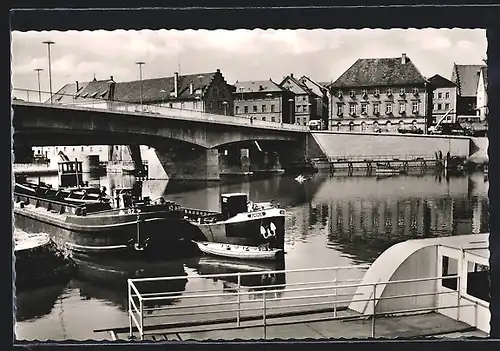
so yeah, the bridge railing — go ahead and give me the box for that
[12,88,309,132]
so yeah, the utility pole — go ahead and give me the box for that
[43,41,55,103]
[34,68,43,102]
[136,61,145,109]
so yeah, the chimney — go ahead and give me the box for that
[189,82,194,95]
[75,81,79,92]
[290,73,294,78]
[110,75,114,82]
[174,72,179,98]
[401,53,407,64]
[216,68,220,73]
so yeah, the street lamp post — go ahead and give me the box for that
[288,98,295,125]
[136,61,145,110]
[159,89,166,107]
[34,68,43,102]
[43,40,55,104]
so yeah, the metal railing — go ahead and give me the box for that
[125,265,473,340]
[12,88,309,133]
[323,154,439,163]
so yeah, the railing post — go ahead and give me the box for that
[263,291,267,340]
[474,300,478,328]
[333,268,338,317]
[128,281,133,338]
[457,276,461,321]
[140,296,144,341]
[371,283,377,338]
[237,273,241,327]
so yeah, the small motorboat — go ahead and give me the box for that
[193,241,283,261]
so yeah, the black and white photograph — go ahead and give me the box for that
[11,27,490,341]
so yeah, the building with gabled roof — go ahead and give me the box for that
[50,80,90,104]
[280,73,324,127]
[451,63,486,116]
[476,66,488,120]
[428,74,458,124]
[328,53,433,133]
[232,79,294,124]
[298,76,330,130]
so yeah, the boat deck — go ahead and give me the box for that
[14,202,69,221]
[107,310,487,341]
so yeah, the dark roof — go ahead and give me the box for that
[299,76,326,97]
[233,79,284,94]
[451,64,485,97]
[428,74,457,88]
[331,56,428,88]
[279,75,311,95]
[76,78,114,100]
[51,81,89,103]
[112,71,219,103]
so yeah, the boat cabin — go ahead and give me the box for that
[58,160,84,188]
[220,193,248,220]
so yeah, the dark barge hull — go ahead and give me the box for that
[13,208,202,260]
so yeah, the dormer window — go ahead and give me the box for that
[412,87,419,96]
[386,88,393,96]
[399,88,406,96]
[90,92,98,98]
[337,90,343,98]
[349,89,356,97]
[361,89,368,97]
[373,89,380,97]
[100,90,108,98]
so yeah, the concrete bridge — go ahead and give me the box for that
[12,99,309,180]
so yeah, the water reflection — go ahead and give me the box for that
[15,279,70,322]
[71,254,188,311]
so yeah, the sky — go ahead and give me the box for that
[11,28,487,95]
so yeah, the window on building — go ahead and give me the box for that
[271,105,275,112]
[433,103,437,110]
[303,105,309,113]
[361,89,368,96]
[445,92,450,99]
[235,106,240,114]
[445,103,450,110]
[271,116,276,122]
[400,87,406,95]
[386,102,393,114]
[438,92,442,99]
[349,103,356,115]
[349,89,356,96]
[336,122,341,131]
[374,88,380,96]
[337,104,344,116]
[386,88,392,96]
[361,122,366,131]
[244,106,249,113]
[349,122,354,131]
[262,105,267,113]
[253,105,258,112]
[262,117,266,121]
[437,103,442,110]
[399,102,406,114]
[412,87,419,95]
[373,103,380,115]
[412,101,419,114]
[303,96,306,101]
[209,102,213,109]
[433,92,436,99]
[361,103,368,115]
[337,90,343,98]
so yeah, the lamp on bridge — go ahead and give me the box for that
[159,89,166,107]
[34,68,44,103]
[42,40,55,104]
[288,98,295,125]
[135,61,146,110]
[222,101,228,116]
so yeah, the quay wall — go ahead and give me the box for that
[308,132,472,160]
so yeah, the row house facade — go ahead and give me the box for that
[451,63,486,116]
[328,53,434,133]
[297,76,329,129]
[53,69,235,116]
[279,74,326,128]
[232,79,294,123]
[428,74,458,124]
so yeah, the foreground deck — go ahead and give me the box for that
[108,311,487,341]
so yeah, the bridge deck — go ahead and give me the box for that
[107,310,485,341]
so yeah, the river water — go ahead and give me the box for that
[14,170,490,341]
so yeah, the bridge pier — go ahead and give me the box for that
[154,146,220,181]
